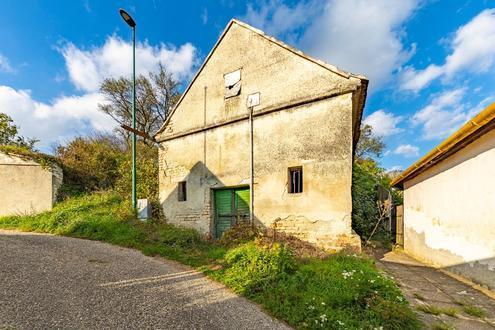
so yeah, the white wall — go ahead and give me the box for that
[403,128,495,289]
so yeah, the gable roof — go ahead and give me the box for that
[154,19,367,137]
[391,101,495,188]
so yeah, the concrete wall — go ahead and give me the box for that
[403,128,495,290]
[156,21,363,251]
[0,152,62,217]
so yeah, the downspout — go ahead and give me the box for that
[249,105,254,224]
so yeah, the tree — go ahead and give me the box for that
[355,124,385,161]
[98,64,180,143]
[352,124,399,240]
[0,113,37,149]
[55,134,125,197]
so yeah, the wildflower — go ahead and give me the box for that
[321,302,325,306]
[320,314,328,322]
[336,320,345,326]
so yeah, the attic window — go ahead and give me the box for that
[224,69,241,98]
[288,167,303,194]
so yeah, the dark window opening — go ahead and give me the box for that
[288,167,303,194]
[178,181,187,201]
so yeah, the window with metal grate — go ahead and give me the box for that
[288,167,303,194]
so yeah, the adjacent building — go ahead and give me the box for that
[391,102,495,290]
[154,20,368,251]
[0,150,63,217]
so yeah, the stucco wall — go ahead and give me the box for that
[159,94,360,250]
[156,21,364,251]
[158,22,362,141]
[403,128,495,289]
[0,152,62,217]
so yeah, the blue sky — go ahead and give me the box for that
[0,0,494,171]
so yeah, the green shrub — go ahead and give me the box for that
[219,241,296,294]
[253,254,420,329]
[55,135,159,203]
[114,143,159,202]
[352,160,402,241]
[56,135,124,198]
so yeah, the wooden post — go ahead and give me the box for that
[396,205,404,246]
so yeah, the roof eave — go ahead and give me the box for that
[391,101,495,188]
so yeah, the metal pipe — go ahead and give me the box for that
[249,106,254,224]
[131,26,137,210]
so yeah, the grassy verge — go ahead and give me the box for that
[0,192,420,329]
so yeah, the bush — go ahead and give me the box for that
[56,135,160,204]
[114,143,159,202]
[253,254,420,329]
[352,160,402,240]
[220,241,296,295]
[56,135,124,198]
[218,222,260,246]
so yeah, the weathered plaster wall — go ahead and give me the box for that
[403,128,495,289]
[158,22,362,141]
[159,94,360,251]
[0,152,62,216]
[156,21,364,251]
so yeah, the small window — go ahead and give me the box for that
[178,181,187,201]
[224,69,241,98]
[288,167,303,194]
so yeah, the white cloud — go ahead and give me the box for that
[243,0,315,38]
[394,144,419,157]
[201,7,208,25]
[0,85,116,150]
[0,53,14,73]
[0,36,199,151]
[60,36,198,92]
[412,88,470,140]
[242,0,420,91]
[363,109,403,137]
[401,8,495,91]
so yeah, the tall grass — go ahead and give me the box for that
[0,192,420,329]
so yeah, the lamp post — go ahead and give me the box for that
[119,9,137,210]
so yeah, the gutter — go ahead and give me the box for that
[391,101,495,188]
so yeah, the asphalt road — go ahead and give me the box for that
[0,230,289,329]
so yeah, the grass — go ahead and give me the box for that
[0,192,421,329]
[416,304,458,317]
[455,299,487,318]
[462,305,486,318]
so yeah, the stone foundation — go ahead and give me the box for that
[270,216,361,253]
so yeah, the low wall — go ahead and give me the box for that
[0,152,62,217]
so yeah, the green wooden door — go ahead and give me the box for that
[214,187,250,238]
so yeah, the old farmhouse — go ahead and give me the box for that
[391,102,495,290]
[154,20,368,251]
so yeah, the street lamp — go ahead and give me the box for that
[119,8,137,210]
